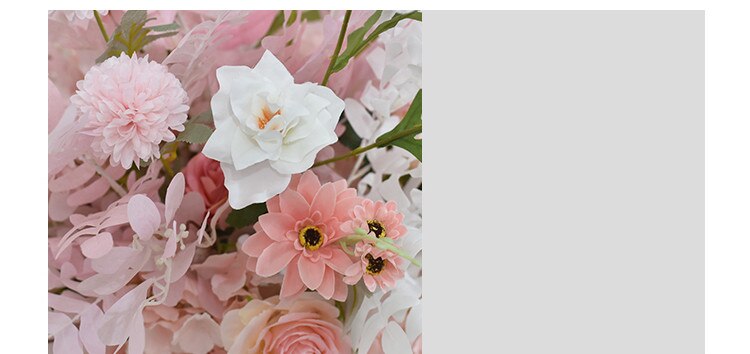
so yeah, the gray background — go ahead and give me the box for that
[424,11,704,353]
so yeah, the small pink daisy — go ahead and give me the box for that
[242,171,360,301]
[344,242,405,292]
[341,199,408,241]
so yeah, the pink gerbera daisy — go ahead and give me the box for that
[71,53,189,169]
[341,199,408,241]
[242,171,360,301]
[344,242,405,292]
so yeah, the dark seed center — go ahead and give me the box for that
[299,226,324,250]
[365,253,385,275]
[367,220,386,239]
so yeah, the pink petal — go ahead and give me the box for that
[80,232,113,259]
[127,194,160,240]
[241,232,274,258]
[162,231,178,260]
[280,255,305,298]
[278,189,310,220]
[98,279,154,345]
[164,172,185,223]
[170,242,197,282]
[172,313,223,354]
[296,170,321,203]
[325,249,354,274]
[79,305,105,354]
[298,255,325,290]
[310,183,336,219]
[332,276,348,302]
[258,213,296,242]
[317,268,336,299]
[256,242,298,276]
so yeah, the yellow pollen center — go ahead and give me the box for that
[298,226,324,251]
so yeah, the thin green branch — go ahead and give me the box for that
[343,229,422,267]
[94,10,109,43]
[321,10,352,86]
[312,124,421,167]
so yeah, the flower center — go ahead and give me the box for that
[367,220,386,239]
[257,105,281,130]
[365,254,385,275]
[298,226,324,251]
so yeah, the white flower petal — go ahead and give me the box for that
[279,120,336,164]
[253,50,294,86]
[221,161,291,209]
[382,321,412,354]
[308,84,345,130]
[202,122,236,164]
[270,151,317,175]
[344,98,376,139]
[230,130,268,170]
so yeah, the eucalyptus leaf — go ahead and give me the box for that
[375,90,422,161]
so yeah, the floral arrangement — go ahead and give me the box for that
[48,10,422,354]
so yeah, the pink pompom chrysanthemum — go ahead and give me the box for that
[242,171,360,301]
[71,53,189,168]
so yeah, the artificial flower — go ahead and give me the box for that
[242,171,359,301]
[183,152,229,212]
[71,53,189,169]
[220,293,351,354]
[344,242,405,292]
[202,50,344,208]
[341,199,408,241]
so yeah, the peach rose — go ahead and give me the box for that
[220,293,350,354]
[183,153,229,212]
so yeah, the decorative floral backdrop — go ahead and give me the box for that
[48,10,422,354]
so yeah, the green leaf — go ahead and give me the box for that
[175,111,215,144]
[263,11,286,38]
[177,123,213,144]
[192,110,214,125]
[375,89,422,161]
[301,10,322,22]
[339,119,363,150]
[95,10,179,63]
[226,203,268,229]
[146,22,180,32]
[331,11,422,73]
[286,10,298,26]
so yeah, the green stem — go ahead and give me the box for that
[313,124,422,167]
[344,232,422,267]
[94,10,109,43]
[321,10,352,87]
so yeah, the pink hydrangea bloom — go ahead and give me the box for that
[71,53,189,169]
[242,171,359,301]
[341,199,408,241]
[344,242,405,292]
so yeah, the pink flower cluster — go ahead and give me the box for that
[49,10,422,354]
[243,171,410,301]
